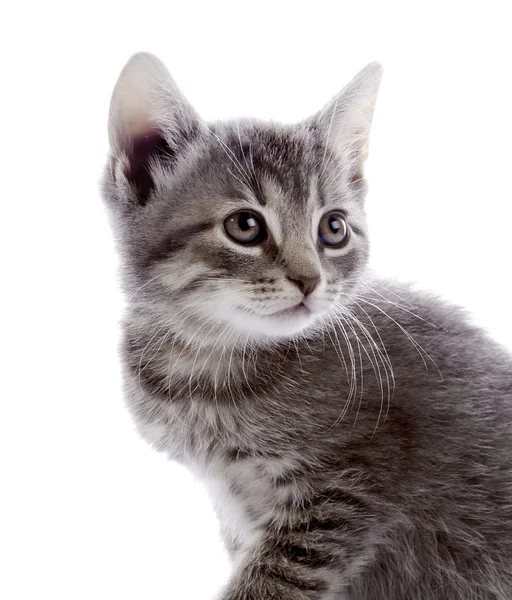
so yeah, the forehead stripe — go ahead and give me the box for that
[143,221,215,266]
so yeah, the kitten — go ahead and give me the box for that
[102,53,512,599]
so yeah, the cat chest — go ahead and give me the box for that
[141,389,283,460]
[187,452,302,549]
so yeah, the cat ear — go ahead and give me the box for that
[315,62,382,183]
[108,52,199,206]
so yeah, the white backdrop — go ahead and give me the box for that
[1,2,511,599]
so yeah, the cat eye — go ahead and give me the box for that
[318,212,349,247]
[224,211,266,245]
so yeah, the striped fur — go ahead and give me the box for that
[102,53,512,599]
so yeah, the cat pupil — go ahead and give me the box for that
[330,218,341,232]
[241,215,256,230]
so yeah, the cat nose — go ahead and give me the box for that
[286,273,321,296]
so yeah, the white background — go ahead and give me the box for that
[1,2,511,599]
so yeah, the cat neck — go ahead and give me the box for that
[126,319,317,402]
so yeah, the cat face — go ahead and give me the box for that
[103,53,381,343]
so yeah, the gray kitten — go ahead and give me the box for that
[102,53,512,599]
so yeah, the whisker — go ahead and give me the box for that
[341,293,444,381]
[342,313,366,435]
[340,305,394,437]
[345,300,396,431]
[325,313,357,429]
[248,142,264,199]
[127,274,163,301]
[318,92,341,177]
[198,120,252,188]
[358,283,443,329]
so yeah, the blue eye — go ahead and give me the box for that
[318,212,349,247]
[224,211,266,244]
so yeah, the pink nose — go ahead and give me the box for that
[286,274,320,296]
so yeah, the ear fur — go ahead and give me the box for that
[108,52,198,205]
[316,62,382,182]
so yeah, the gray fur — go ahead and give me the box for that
[102,53,512,599]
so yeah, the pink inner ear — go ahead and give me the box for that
[126,129,172,206]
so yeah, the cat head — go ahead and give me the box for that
[103,53,381,343]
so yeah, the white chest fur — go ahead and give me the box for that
[127,383,302,552]
[189,452,301,556]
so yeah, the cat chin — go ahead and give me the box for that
[229,310,320,339]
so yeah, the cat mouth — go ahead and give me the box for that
[237,302,312,321]
[267,302,310,318]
